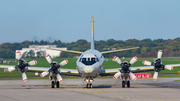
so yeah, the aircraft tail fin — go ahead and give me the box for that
[91,14,95,50]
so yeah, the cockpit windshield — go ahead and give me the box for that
[81,57,97,65]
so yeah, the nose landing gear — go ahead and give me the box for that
[84,77,94,88]
[86,83,92,88]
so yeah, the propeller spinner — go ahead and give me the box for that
[142,50,173,81]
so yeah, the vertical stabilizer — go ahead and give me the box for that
[91,14,95,50]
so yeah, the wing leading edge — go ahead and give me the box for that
[47,47,139,55]
[100,63,180,76]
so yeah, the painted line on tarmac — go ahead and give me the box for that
[64,89,84,90]
[84,92,105,94]
[106,97,131,98]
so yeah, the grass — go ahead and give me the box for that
[1,57,180,80]
[174,80,180,82]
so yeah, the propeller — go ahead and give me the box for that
[142,50,173,81]
[113,56,138,81]
[57,74,63,83]
[6,51,37,82]
[40,55,68,82]
[113,71,121,79]
[112,56,122,64]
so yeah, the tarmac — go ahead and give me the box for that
[0,78,180,101]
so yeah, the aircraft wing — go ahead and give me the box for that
[99,63,180,76]
[100,66,154,76]
[26,67,80,76]
[0,65,14,69]
[101,47,139,54]
[0,65,80,76]
[47,48,83,54]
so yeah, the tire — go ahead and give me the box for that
[127,81,130,88]
[86,84,89,88]
[56,81,59,88]
[52,81,55,88]
[90,83,92,88]
[122,81,125,88]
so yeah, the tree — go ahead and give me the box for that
[28,50,35,58]
[22,51,28,58]
[76,39,88,45]
[141,47,147,55]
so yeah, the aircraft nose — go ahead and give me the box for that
[86,68,91,73]
[85,67,93,73]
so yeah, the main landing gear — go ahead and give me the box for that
[51,81,60,88]
[122,80,130,88]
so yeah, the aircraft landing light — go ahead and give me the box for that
[106,97,131,98]
[84,92,105,94]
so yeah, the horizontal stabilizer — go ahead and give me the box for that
[47,48,83,54]
[101,47,139,54]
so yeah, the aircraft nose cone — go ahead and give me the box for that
[86,68,91,73]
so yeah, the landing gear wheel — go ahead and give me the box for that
[90,83,92,88]
[56,81,59,88]
[86,84,89,88]
[52,81,55,88]
[122,81,125,88]
[127,81,130,88]
[86,83,92,88]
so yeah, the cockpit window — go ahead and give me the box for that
[81,57,97,65]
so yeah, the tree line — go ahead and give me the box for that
[1,38,180,59]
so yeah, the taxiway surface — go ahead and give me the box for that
[0,78,180,101]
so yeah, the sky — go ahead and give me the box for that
[0,0,180,44]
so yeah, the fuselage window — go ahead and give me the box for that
[82,58,86,63]
[81,57,97,65]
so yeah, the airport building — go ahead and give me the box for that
[16,45,67,58]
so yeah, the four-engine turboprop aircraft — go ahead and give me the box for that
[0,15,180,88]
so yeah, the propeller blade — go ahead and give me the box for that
[143,60,152,65]
[28,60,37,66]
[113,71,121,79]
[129,72,137,81]
[40,71,49,77]
[153,72,158,81]
[157,50,162,58]
[22,72,27,82]
[164,65,173,70]
[130,56,138,65]
[7,67,15,72]
[45,55,52,64]
[112,56,122,64]
[16,51,22,60]
[59,60,68,66]
[57,74,63,82]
